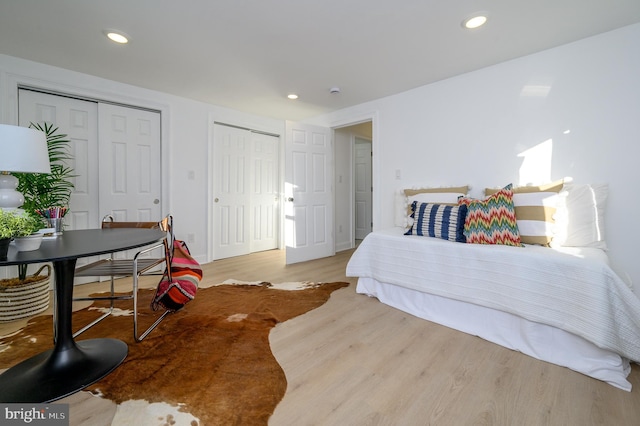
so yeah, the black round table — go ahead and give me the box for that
[0,228,166,403]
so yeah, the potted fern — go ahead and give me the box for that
[15,122,75,220]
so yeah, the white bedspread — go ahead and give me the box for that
[346,228,640,361]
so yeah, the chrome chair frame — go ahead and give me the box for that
[69,214,174,342]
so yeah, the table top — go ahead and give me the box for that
[0,228,166,266]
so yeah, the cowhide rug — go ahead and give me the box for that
[0,280,349,425]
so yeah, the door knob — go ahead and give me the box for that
[153,199,160,204]
[214,198,219,203]
[287,197,294,202]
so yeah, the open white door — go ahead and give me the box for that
[285,121,334,264]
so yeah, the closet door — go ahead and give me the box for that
[213,124,251,259]
[98,103,162,222]
[250,132,279,253]
[212,124,280,260]
[18,90,162,272]
[18,89,99,230]
[18,89,100,281]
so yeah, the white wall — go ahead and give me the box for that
[0,54,284,265]
[309,24,640,293]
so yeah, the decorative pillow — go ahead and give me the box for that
[397,186,469,228]
[551,183,608,249]
[405,202,467,243]
[485,180,563,246]
[458,184,522,247]
[404,186,469,205]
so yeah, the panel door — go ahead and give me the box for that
[18,90,100,280]
[250,132,279,253]
[212,124,251,259]
[284,121,334,264]
[98,103,162,260]
[98,103,162,222]
[354,138,372,240]
[18,89,99,231]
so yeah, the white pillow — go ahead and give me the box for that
[551,183,608,249]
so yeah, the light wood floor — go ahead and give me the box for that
[3,249,640,425]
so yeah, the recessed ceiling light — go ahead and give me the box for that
[462,13,488,29]
[287,94,299,100]
[104,30,130,44]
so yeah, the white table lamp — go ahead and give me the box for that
[0,124,51,210]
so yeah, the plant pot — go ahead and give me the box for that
[13,234,44,252]
[0,238,10,261]
[0,264,51,322]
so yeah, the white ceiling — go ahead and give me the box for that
[1,0,639,121]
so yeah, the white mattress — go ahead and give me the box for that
[346,228,640,388]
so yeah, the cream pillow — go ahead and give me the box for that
[397,186,469,228]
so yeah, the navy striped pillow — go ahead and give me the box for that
[404,201,467,243]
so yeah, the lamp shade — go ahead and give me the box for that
[0,124,51,174]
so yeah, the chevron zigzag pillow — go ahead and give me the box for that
[405,201,467,243]
[458,184,523,247]
[485,180,563,246]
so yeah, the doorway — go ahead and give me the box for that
[334,121,373,251]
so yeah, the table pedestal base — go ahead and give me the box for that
[0,338,127,403]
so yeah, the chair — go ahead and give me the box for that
[71,214,174,342]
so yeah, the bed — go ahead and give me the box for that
[346,227,640,391]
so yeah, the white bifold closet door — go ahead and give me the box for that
[212,123,279,260]
[18,88,162,273]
